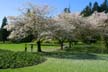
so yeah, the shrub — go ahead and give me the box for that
[0,49,46,69]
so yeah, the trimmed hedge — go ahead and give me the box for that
[0,49,46,69]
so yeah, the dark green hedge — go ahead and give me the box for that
[0,49,46,69]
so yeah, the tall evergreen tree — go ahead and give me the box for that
[92,2,100,12]
[81,0,108,16]
[100,0,108,13]
[64,8,71,13]
[1,17,7,28]
[81,2,92,17]
[0,17,9,43]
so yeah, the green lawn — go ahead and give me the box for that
[0,43,59,52]
[0,43,108,72]
[1,58,108,72]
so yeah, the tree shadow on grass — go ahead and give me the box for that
[36,51,108,60]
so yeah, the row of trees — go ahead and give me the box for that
[81,0,108,16]
[3,3,108,53]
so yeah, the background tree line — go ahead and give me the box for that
[81,0,108,17]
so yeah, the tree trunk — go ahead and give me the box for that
[60,41,64,50]
[3,40,5,43]
[101,35,104,54]
[31,44,33,52]
[25,44,27,52]
[37,41,42,52]
[69,41,72,48]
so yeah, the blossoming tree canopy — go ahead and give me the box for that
[4,4,52,40]
[87,11,108,28]
[4,3,53,52]
[4,2,108,51]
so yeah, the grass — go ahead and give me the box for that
[0,43,108,72]
[0,43,59,52]
[1,57,108,72]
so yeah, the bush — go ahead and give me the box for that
[0,49,46,69]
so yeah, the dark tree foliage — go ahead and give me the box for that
[92,2,100,12]
[1,17,7,28]
[64,8,71,13]
[81,0,108,17]
[20,35,34,43]
[80,2,92,17]
[0,17,10,43]
[100,0,108,13]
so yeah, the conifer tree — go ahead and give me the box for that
[80,2,92,17]
[92,2,100,12]
[0,17,9,43]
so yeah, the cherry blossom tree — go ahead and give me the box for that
[87,11,108,52]
[4,3,52,52]
[52,13,86,49]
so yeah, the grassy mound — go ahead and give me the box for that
[0,49,46,69]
